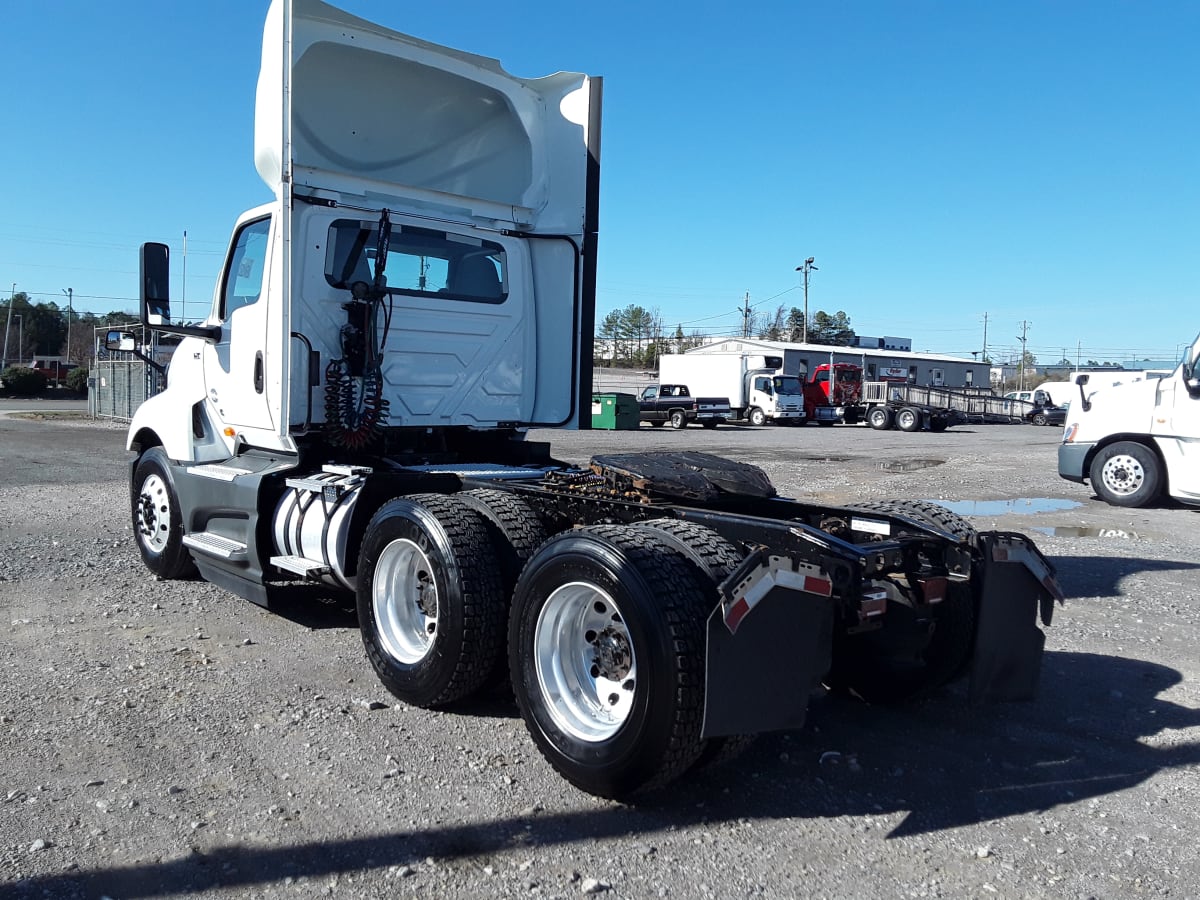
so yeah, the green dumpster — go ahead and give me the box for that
[591,392,639,430]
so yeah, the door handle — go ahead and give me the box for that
[254,351,264,394]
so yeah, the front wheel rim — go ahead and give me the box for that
[136,473,171,554]
[535,581,636,743]
[374,538,438,664]
[1101,454,1145,496]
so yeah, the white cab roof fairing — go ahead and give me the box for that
[254,0,596,234]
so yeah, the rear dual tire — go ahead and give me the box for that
[509,525,711,798]
[357,494,505,708]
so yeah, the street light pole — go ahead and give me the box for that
[794,257,817,344]
[2,283,13,368]
[62,288,73,367]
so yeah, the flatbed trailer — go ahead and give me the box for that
[862,382,1031,430]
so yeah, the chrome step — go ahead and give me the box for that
[182,531,248,560]
[269,554,331,578]
[189,463,248,482]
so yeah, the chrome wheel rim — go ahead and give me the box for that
[535,582,636,743]
[1100,454,1145,497]
[136,474,171,554]
[374,538,438,664]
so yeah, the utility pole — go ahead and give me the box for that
[795,257,817,344]
[981,312,988,362]
[182,230,187,323]
[62,288,73,366]
[2,283,13,368]
[740,291,752,338]
[1016,320,1030,390]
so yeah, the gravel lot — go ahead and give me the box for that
[2,409,1198,899]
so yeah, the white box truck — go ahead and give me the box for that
[658,352,806,425]
[1059,333,1200,507]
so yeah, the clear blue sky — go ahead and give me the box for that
[3,1,1196,365]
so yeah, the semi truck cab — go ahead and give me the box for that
[1059,332,1200,507]
[124,0,600,466]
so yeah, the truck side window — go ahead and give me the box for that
[221,217,271,320]
[324,219,507,304]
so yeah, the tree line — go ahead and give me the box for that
[596,304,857,368]
[1,292,138,368]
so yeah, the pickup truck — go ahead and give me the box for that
[29,360,78,386]
[639,384,731,429]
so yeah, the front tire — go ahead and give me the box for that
[357,494,505,708]
[131,447,196,579]
[669,410,687,429]
[1090,441,1162,508]
[509,525,709,797]
[748,407,766,427]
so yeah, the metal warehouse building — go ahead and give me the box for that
[686,339,984,389]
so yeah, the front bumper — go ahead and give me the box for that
[1058,441,1094,483]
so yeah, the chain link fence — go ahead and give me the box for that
[89,326,169,422]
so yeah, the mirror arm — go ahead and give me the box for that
[151,322,222,342]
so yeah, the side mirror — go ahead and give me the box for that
[105,330,137,353]
[141,242,172,326]
[1074,373,1092,411]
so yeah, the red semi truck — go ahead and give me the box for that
[803,362,864,425]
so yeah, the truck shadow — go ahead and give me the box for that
[1049,553,1200,599]
[11,653,1197,898]
[715,649,1200,838]
[263,583,359,629]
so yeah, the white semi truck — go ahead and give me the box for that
[658,352,806,425]
[1059,333,1200,507]
[109,0,1063,798]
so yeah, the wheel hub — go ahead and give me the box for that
[535,581,637,742]
[136,474,171,552]
[1102,455,1144,495]
[591,627,632,682]
[374,538,439,663]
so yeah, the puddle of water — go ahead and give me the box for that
[1032,526,1139,539]
[924,498,1083,516]
[880,458,944,473]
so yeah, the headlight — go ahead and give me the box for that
[1063,423,1078,442]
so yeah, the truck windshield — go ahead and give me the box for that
[772,377,803,395]
[325,219,507,304]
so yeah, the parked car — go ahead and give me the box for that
[1027,402,1067,427]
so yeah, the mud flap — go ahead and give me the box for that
[702,557,835,738]
[969,532,1063,703]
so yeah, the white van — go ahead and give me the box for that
[1032,382,1076,408]
[1059,334,1200,507]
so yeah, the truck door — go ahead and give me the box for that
[1157,368,1200,496]
[203,216,275,433]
